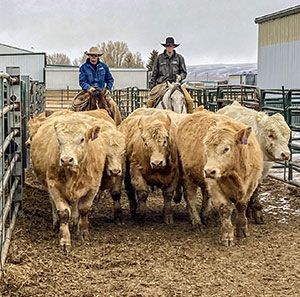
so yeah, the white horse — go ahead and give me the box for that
[151,82,187,114]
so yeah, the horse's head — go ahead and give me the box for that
[163,82,187,113]
[87,87,107,110]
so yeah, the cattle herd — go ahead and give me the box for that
[27,102,291,251]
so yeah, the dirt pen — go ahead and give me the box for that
[1,84,300,296]
[1,171,300,296]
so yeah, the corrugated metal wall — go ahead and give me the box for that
[45,67,148,90]
[0,54,46,83]
[257,12,300,89]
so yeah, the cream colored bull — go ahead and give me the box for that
[30,113,106,251]
[217,101,291,223]
[120,112,179,224]
[177,110,263,246]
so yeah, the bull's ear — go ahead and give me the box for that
[88,126,101,141]
[236,126,252,145]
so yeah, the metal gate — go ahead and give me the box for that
[0,67,45,277]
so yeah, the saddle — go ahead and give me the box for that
[70,88,113,118]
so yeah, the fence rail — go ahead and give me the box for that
[0,67,45,277]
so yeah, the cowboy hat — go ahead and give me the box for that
[85,46,103,56]
[161,37,180,48]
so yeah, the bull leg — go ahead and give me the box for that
[173,179,183,204]
[162,187,175,225]
[77,190,97,241]
[209,185,235,246]
[247,187,264,224]
[128,164,149,221]
[110,175,123,224]
[51,200,59,231]
[199,183,210,227]
[236,202,249,238]
[48,185,71,252]
[124,163,137,217]
[70,200,79,233]
[183,176,203,232]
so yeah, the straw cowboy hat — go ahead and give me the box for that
[85,46,103,56]
[161,37,180,48]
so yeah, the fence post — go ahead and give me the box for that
[6,67,23,203]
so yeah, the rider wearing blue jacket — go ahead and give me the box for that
[79,46,114,92]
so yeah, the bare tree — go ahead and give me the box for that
[72,56,85,66]
[47,53,71,65]
[98,41,144,68]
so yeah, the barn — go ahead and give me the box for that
[255,5,300,89]
[0,43,46,83]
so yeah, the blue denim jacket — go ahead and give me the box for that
[79,59,114,91]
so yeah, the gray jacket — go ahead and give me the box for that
[149,50,187,89]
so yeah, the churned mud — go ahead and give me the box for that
[1,170,300,297]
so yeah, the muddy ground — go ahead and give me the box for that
[1,171,300,297]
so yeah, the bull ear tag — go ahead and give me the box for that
[138,124,142,129]
[240,138,248,145]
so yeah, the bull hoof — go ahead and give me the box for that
[113,210,123,225]
[253,213,264,225]
[69,221,78,233]
[135,212,146,222]
[191,221,204,233]
[59,240,71,253]
[164,214,174,225]
[221,238,235,247]
[236,228,249,238]
[80,230,90,242]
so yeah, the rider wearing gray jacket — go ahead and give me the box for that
[149,37,187,89]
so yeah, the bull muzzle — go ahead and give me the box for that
[60,156,75,167]
[150,159,166,169]
[108,168,122,176]
[280,151,290,161]
[204,167,220,179]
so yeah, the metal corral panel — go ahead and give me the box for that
[255,6,300,89]
[45,66,148,90]
[0,53,46,83]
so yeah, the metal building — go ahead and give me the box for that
[0,43,46,83]
[46,65,149,90]
[255,5,300,89]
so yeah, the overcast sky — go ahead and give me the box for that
[1,0,299,66]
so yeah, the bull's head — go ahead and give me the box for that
[54,119,100,170]
[260,113,291,162]
[103,129,126,176]
[204,125,252,179]
[138,115,171,170]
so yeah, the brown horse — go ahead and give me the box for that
[70,88,122,125]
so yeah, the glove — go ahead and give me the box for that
[176,74,181,83]
[88,86,96,93]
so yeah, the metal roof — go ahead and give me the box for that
[0,42,33,53]
[255,5,300,24]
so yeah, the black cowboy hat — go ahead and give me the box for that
[161,37,180,48]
